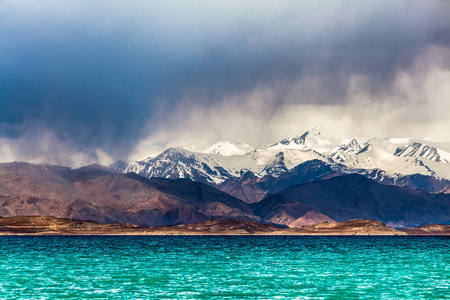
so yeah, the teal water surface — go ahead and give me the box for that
[0,236,449,299]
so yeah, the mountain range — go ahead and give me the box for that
[0,162,448,228]
[1,126,449,228]
[112,126,450,201]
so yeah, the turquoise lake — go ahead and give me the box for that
[0,236,448,299]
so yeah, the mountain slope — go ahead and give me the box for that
[218,159,450,204]
[218,160,343,203]
[251,175,450,228]
[0,162,259,226]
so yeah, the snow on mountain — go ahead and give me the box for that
[264,125,350,154]
[202,141,254,156]
[366,137,412,154]
[260,152,288,177]
[335,137,450,179]
[330,143,449,180]
[329,139,362,162]
[115,146,327,185]
[135,139,206,161]
[111,126,450,187]
[120,148,237,184]
[365,137,450,163]
[249,148,327,171]
[396,142,450,163]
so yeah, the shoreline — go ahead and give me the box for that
[1,232,448,236]
[0,217,449,236]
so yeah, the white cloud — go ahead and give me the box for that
[132,45,450,160]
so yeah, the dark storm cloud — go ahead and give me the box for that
[1,0,450,161]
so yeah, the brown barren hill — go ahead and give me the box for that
[0,216,126,235]
[401,224,450,235]
[290,220,407,235]
[288,211,335,228]
[168,219,284,234]
[0,216,406,236]
[0,162,260,226]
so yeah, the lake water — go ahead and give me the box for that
[0,236,448,299]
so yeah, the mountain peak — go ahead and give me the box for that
[304,125,333,137]
[344,139,361,151]
[202,141,254,156]
[262,126,348,154]
[297,126,339,142]
[292,126,348,153]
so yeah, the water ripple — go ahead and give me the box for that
[0,236,448,299]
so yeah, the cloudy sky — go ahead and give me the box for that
[1,0,450,166]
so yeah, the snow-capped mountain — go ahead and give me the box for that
[111,126,450,195]
[113,148,235,185]
[112,146,322,185]
[263,125,350,153]
[202,141,254,156]
[333,138,450,180]
[365,137,450,163]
